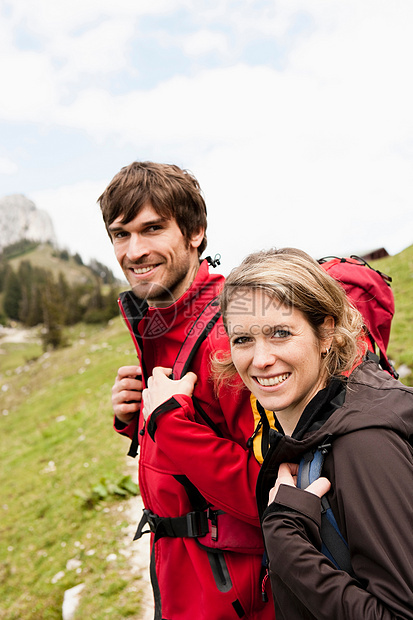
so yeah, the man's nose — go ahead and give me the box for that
[126,234,149,261]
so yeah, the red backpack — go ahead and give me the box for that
[318,255,398,378]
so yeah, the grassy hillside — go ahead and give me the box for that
[7,243,99,287]
[0,318,146,619]
[371,243,413,385]
[0,241,124,334]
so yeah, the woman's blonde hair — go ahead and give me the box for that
[214,248,366,389]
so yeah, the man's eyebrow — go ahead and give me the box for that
[141,217,168,227]
[108,223,124,233]
[108,217,167,233]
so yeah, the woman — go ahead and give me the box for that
[215,248,413,620]
[142,248,413,619]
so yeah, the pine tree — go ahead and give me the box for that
[3,269,22,321]
[41,275,66,350]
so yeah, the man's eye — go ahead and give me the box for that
[113,231,128,239]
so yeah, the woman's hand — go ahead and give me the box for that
[142,367,197,421]
[111,365,143,424]
[268,462,331,504]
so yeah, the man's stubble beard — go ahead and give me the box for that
[133,253,194,307]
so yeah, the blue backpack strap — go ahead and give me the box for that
[297,447,324,488]
[298,440,354,575]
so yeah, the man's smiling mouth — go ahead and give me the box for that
[132,265,157,275]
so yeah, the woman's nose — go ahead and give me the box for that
[252,342,276,369]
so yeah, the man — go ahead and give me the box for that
[98,162,274,620]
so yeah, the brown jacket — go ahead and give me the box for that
[257,361,413,620]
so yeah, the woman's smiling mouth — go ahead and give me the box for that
[255,373,290,387]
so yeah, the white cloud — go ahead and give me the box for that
[181,29,229,56]
[0,157,18,175]
[2,0,412,271]
[0,50,58,120]
[6,0,180,34]
[52,65,283,144]
[47,18,138,79]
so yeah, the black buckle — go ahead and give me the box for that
[134,508,159,541]
[140,508,159,533]
[146,510,160,532]
[186,511,209,537]
[136,508,210,541]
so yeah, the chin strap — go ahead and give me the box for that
[205,254,221,268]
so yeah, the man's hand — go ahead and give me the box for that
[142,366,197,421]
[112,365,143,424]
[268,462,331,504]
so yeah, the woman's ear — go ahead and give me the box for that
[322,315,335,352]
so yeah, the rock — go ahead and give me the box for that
[51,570,65,584]
[397,364,411,379]
[122,494,153,619]
[66,558,82,571]
[0,194,56,252]
[62,583,85,620]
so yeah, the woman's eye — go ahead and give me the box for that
[232,336,251,346]
[273,329,291,339]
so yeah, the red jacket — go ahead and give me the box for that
[116,260,275,620]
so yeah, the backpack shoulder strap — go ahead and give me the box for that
[171,296,224,437]
[127,297,222,458]
[297,441,354,575]
[171,297,221,380]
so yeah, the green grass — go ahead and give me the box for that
[0,339,43,374]
[371,244,413,385]
[0,318,145,619]
[7,243,98,287]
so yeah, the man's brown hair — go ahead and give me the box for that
[98,161,207,255]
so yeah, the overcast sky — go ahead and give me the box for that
[1,0,412,279]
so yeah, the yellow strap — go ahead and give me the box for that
[249,394,278,464]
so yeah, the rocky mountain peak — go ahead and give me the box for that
[0,194,57,252]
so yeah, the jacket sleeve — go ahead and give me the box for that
[113,413,138,440]
[147,393,262,526]
[262,428,413,620]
